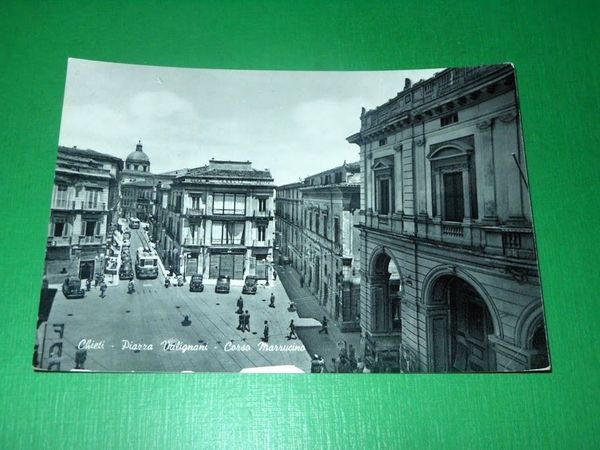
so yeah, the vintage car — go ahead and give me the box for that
[62,277,85,299]
[189,274,204,292]
[242,275,258,295]
[119,263,134,280]
[215,276,231,294]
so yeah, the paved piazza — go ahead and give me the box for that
[39,229,312,373]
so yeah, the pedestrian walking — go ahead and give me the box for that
[86,278,91,292]
[311,354,325,373]
[74,348,87,370]
[269,293,275,308]
[236,296,244,314]
[318,316,328,334]
[299,275,305,288]
[181,315,192,326]
[244,310,251,332]
[273,270,277,281]
[263,320,269,342]
[99,281,107,298]
[237,312,245,331]
[286,319,297,340]
[348,344,356,365]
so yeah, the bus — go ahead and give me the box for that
[135,246,159,279]
[129,217,140,229]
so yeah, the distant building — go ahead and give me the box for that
[276,162,362,331]
[45,146,122,283]
[157,159,275,280]
[347,64,549,372]
[121,141,154,220]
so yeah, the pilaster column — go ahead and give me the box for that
[476,118,498,223]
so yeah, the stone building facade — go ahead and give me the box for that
[45,146,122,283]
[157,160,275,280]
[347,64,549,372]
[276,162,362,331]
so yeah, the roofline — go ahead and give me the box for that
[58,146,123,164]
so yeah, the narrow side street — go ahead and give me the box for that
[275,262,362,372]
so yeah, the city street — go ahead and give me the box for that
[39,228,312,373]
[274,262,362,372]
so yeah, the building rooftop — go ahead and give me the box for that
[182,159,273,182]
[121,180,155,188]
[58,145,123,165]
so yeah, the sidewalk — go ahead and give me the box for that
[275,263,362,372]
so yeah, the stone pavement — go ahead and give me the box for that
[274,263,362,373]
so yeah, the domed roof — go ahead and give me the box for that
[126,141,150,164]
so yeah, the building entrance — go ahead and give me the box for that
[79,260,95,280]
[429,276,495,372]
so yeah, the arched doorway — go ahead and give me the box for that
[528,322,550,370]
[429,276,496,372]
[370,252,402,333]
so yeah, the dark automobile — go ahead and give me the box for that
[189,274,204,292]
[119,263,134,280]
[62,277,85,299]
[242,275,258,295]
[215,276,230,294]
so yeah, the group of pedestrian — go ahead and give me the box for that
[236,310,251,332]
[332,344,359,373]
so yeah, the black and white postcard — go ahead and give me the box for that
[33,59,550,373]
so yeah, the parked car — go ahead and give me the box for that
[242,275,258,295]
[189,274,204,292]
[62,277,85,299]
[215,276,231,294]
[119,263,134,280]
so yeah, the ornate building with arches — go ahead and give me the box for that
[347,64,549,372]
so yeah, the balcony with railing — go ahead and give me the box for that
[80,201,107,211]
[182,237,203,247]
[78,235,105,245]
[253,209,273,218]
[52,199,107,211]
[250,239,271,248]
[51,199,73,210]
[47,235,73,246]
[186,207,205,217]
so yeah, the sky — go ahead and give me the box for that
[59,58,441,185]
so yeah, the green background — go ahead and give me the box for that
[1,1,599,448]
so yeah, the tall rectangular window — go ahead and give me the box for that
[378,178,391,215]
[315,213,320,234]
[53,219,65,237]
[191,195,202,210]
[334,217,340,244]
[84,220,97,236]
[258,198,266,212]
[257,225,266,241]
[323,214,328,239]
[443,172,464,222]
